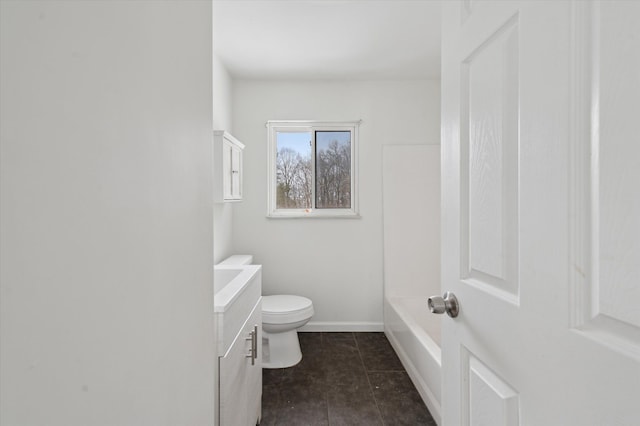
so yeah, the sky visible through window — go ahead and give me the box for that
[316,131,351,152]
[276,132,311,157]
[276,131,351,156]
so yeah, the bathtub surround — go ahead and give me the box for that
[1,1,216,424]
[382,144,442,424]
[382,145,441,301]
[232,80,440,331]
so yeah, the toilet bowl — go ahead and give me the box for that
[217,255,314,369]
[262,295,314,368]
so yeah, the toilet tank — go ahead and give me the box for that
[218,255,253,266]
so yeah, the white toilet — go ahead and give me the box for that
[218,255,314,369]
[262,294,314,368]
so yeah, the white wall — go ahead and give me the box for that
[0,2,215,424]
[232,80,440,329]
[212,53,234,264]
[213,55,233,132]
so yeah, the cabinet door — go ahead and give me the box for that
[218,324,249,426]
[245,301,261,424]
[214,131,244,203]
[219,301,261,426]
[222,141,233,200]
[230,145,242,199]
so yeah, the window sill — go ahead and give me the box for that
[267,209,360,219]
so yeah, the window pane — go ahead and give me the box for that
[315,131,351,209]
[276,132,312,209]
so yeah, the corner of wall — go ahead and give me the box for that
[212,54,234,264]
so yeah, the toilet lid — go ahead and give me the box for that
[262,295,313,315]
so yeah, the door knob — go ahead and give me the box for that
[428,292,459,318]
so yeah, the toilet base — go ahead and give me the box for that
[262,329,302,369]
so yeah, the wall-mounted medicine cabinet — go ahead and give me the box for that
[214,130,245,203]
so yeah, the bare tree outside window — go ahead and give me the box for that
[315,131,351,208]
[276,132,312,209]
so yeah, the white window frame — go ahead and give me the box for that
[267,120,360,218]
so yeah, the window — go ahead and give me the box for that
[267,121,359,218]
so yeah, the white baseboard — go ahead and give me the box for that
[298,321,384,332]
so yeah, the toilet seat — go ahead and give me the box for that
[262,295,314,324]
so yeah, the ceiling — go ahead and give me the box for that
[213,0,442,80]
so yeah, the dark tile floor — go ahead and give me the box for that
[261,332,437,426]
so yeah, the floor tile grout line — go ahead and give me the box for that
[354,332,387,426]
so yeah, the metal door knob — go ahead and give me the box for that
[428,292,459,318]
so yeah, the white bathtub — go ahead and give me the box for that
[384,296,442,425]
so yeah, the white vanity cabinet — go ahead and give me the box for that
[214,264,262,426]
[214,130,244,202]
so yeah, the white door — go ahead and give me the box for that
[440,1,640,424]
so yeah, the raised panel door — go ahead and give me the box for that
[441,1,640,424]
